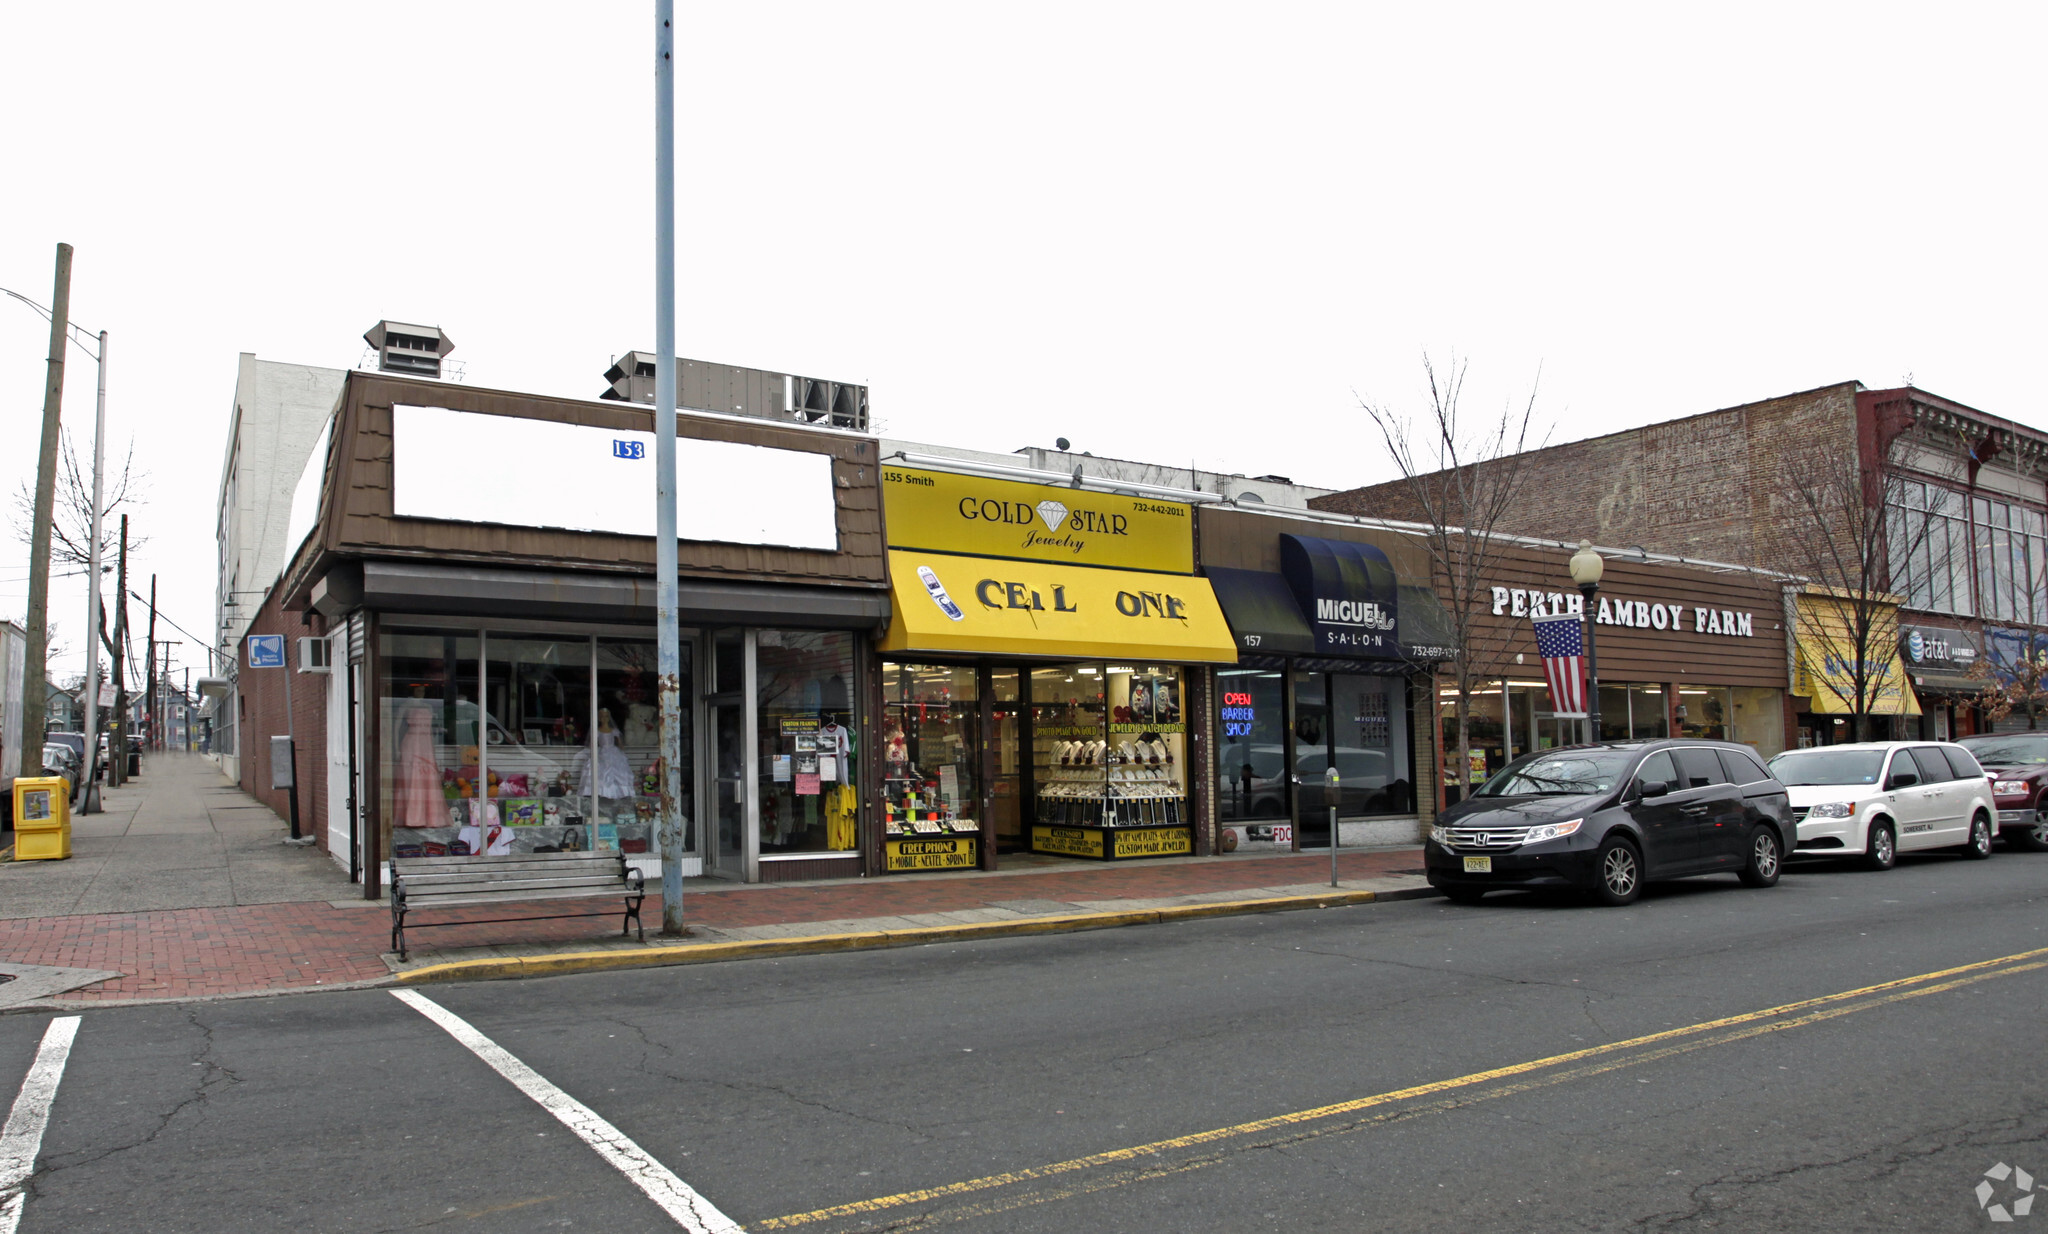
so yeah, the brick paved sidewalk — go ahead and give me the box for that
[0,847,1429,1005]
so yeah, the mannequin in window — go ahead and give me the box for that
[394,706,444,829]
[577,708,636,798]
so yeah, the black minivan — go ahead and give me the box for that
[1425,740,1795,906]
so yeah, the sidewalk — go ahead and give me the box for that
[0,754,1434,1007]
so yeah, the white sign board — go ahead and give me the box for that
[391,404,840,551]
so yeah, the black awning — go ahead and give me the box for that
[1397,583,1457,663]
[1280,533,1402,660]
[1205,567,1315,657]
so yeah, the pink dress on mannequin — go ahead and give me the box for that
[394,708,445,829]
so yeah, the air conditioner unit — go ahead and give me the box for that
[298,637,333,674]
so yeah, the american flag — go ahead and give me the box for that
[1532,614,1588,717]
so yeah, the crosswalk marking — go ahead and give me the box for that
[0,1016,82,1234]
[390,990,743,1233]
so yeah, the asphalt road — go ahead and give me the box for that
[4,845,2046,1233]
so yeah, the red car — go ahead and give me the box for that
[1956,733,2048,852]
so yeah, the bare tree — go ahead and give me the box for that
[1362,355,1544,804]
[11,430,147,568]
[1778,420,1952,741]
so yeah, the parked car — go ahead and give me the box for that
[1425,739,1793,907]
[1954,733,2048,852]
[1766,741,1996,869]
[40,742,79,797]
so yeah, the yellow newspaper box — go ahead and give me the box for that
[12,776,72,860]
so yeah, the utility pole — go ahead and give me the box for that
[184,667,192,752]
[80,327,107,811]
[653,0,685,935]
[108,514,128,786]
[18,243,72,777]
[145,575,158,754]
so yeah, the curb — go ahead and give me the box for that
[397,884,1441,986]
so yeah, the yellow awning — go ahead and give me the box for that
[1792,594,1921,716]
[879,550,1240,663]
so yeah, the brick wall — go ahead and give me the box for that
[1313,382,1863,568]
[235,586,331,853]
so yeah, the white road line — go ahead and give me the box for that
[390,990,743,1233]
[0,1015,83,1234]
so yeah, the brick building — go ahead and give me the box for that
[1313,381,2048,745]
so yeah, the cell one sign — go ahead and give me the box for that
[1488,585,1755,638]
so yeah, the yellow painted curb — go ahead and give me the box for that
[394,890,1380,985]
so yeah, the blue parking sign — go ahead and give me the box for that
[246,634,286,668]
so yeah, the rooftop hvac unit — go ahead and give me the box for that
[364,320,455,378]
[602,353,869,432]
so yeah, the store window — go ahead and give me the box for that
[1676,686,1731,741]
[1300,672,1415,818]
[1439,681,1507,801]
[1032,662,1187,829]
[1216,668,1286,821]
[881,664,981,841]
[755,630,857,854]
[379,626,689,862]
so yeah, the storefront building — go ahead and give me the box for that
[871,462,1238,869]
[1899,622,1983,739]
[262,371,890,892]
[1198,507,1453,850]
[1448,544,1792,802]
[1789,592,1921,746]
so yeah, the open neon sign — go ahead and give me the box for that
[1221,691,1256,737]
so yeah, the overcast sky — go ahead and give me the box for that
[2,3,2043,689]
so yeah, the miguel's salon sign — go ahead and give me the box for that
[1489,584,1756,638]
[881,466,1194,574]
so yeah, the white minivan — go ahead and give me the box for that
[1765,741,1997,869]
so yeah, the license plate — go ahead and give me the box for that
[1463,856,1492,874]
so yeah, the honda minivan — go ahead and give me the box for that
[1425,739,1794,906]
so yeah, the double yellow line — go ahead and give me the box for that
[757,943,2048,1231]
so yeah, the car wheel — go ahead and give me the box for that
[1738,827,1782,887]
[1963,812,1995,860]
[1443,886,1486,905]
[2019,815,2048,853]
[1592,836,1642,907]
[1862,819,1897,871]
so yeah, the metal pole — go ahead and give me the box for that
[654,0,686,934]
[80,331,107,810]
[1330,805,1339,887]
[1580,583,1602,742]
[19,244,71,780]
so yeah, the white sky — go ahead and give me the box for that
[2,3,2043,689]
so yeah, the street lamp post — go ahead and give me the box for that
[1569,541,1604,746]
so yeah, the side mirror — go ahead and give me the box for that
[1886,772,1918,790]
[1638,779,1671,799]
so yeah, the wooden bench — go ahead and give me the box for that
[389,851,647,960]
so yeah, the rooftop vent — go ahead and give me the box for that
[364,321,455,378]
[602,353,868,432]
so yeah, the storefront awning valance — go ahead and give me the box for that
[340,561,891,629]
[1910,670,1986,694]
[878,551,1239,663]
[1206,567,1314,656]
